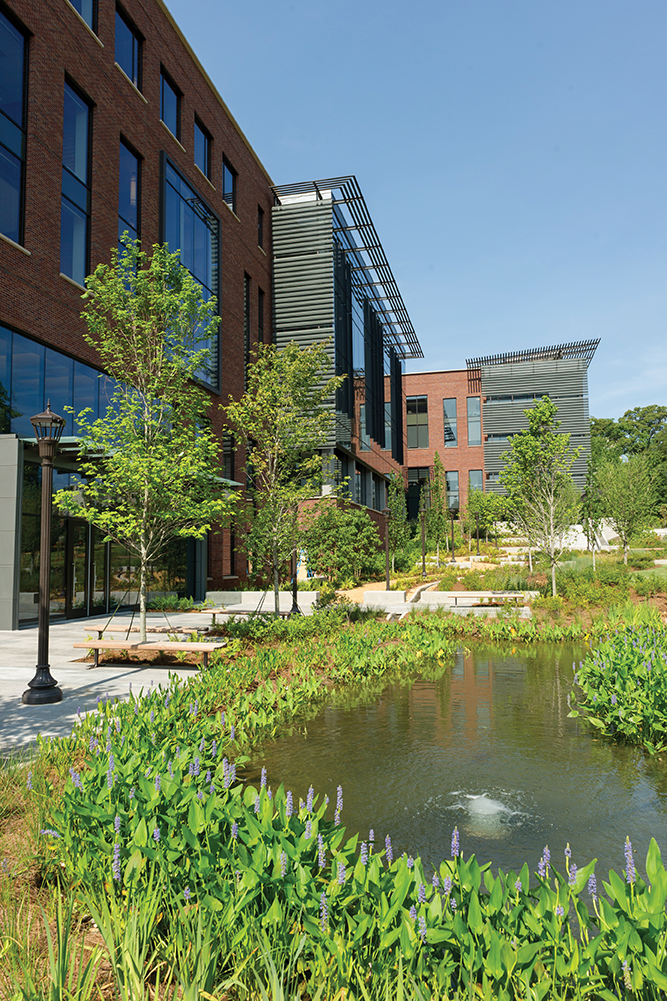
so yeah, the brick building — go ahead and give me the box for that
[0,0,275,628]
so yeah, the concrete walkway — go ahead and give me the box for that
[0,613,206,753]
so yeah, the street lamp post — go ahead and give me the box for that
[382,507,391,590]
[290,548,301,616]
[449,506,459,565]
[22,402,66,706]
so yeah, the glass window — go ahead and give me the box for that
[445,471,459,511]
[115,7,141,88]
[258,287,264,343]
[443,398,457,447]
[257,205,264,247]
[160,71,180,138]
[61,83,91,285]
[163,161,220,387]
[45,349,74,436]
[11,332,44,437]
[383,400,392,450]
[467,396,481,446]
[118,140,139,244]
[73,360,99,421]
[194,118,210,178]
[0,11,27,245]
[222,157,236,212]
[0,325,11,433]
[67,0,96,30]
[359,404,370,450]
[469,469,484,493]
[406,395,428,449]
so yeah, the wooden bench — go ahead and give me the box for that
[91,625,210,640]
[186,606,291,624]
[73,639,227,669]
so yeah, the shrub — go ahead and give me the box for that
[303,501,383,585]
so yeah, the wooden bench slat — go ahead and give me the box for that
[74,638,225,669]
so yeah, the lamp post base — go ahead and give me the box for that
[22,665,63,705]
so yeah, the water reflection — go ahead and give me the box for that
[250,644,667,879]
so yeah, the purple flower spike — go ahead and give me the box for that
[255,795,260,815]
[569,863,578,887]
[320,891,328,932]
[280,850,287,877]
[407,856,414,870]
[451,827,460,858]
[184,886,191,902]
[624,837,636,884]
[385,835,393,864]
[286,790,293,819]
[211,740,217,758]
[450,897,457,912]
[418,883,426,904]
[369,828,375,845]
[305,818,312,840]
[444,876,452,895]
[337,860,346,886]
[231,821,238,841]
[193,757,200,777]
[418,914,427,943]
[336,785,343,812]
[261,766,267,789]
[555,905,564,917]
[360,842,368,865]
[112,842,121,881]
[318,833,325,869]
[114,814,121,834]
[515,879,522,892]
[564,844,572,860]
[153,826,160,843]
[307,786,314,812]
[155,773,161,792]
[611,693,617,705]
[230,725,235,741]
[199,737,205,753]
[432,873,440,888]
[409,904,417,921]
[588,873,597,900]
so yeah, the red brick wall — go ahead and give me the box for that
[402,369,485,510]
[2,0,275,585]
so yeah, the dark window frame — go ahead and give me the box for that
[160,68,181,140]
[258,287,264,343]
[222,156,237,213]
[194,116,211,178]
[406,395,429,450]
[118,136,141,245]
[0,4,29,246]
[257,204,264,247]
[66,0,98,33]
[443,397,458,447]
[115,4,142,90]
[60,77,93,286]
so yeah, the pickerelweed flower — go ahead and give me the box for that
[385,835,393,864]
[231,821,238,840]
[261,766,267,789]
[307,785,314,812]
[205,770,211,784]
[193,757,200,777]
[336,785,343,812]
[337,860,346,885]
[320,891,328,932]
[68,768,82,789]
[611,693,618,705]
[211,740,217,758]
[199,737,205,753]
[569,863,578,887]
[155,773,161,792]
[409,905,417,921]
[114,814,121,834]
[318,833,326,869]
[305,818,312,840]
[112,842,121,881]
[26,772,33,791]
[184,886,191,902]
[450,898,457,912]
[564,843,572,860]
[624,836,636,884]
[267,788,272,800]
[451,827,460,858]
[418,883,426,904]
[444,876,452,895]
[280,851,287,877]
[555,905,564,917]
[153,826,160,842]
[197,790,203,801]
[369,828,375,847]
[588,873,597,900]
[40,828,60,838]
[360,842,368,865]
[622,960,632,991]
[432,873,440,888]
[168,760,173,779]
[286,790,293,819]
[418,915,427,944]
[129,786,135,800]
[407,856,414,870]
[230,725,235,741]
[220,710,225,727]
[255,795,260,815]
[150,709,154,724]
[515,879,522,892]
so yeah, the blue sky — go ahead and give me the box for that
[164,0,666,419]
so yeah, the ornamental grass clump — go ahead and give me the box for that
[569,620,667,752]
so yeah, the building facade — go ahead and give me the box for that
[271,177,422,523]
[403,340,598,518]
[0,0,275,628]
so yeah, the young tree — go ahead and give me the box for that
[223,341,343,615]
[387,471,409,574]
[500,396,580,596]
[427,452,448,566]
[55,241,236,641]
[580,459,604,570]
[302,500,382,585]
[597,454,655,564]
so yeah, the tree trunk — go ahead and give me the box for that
[551,561,557,598]
[391,553,395,574]
[623,542,628,565]
[139,550,148,642]
[273,540,281,618]
[528,548,533,573]
[592,546,596,572]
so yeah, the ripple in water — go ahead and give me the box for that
[428,788,537,840]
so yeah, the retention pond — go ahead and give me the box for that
[250,643,667,879]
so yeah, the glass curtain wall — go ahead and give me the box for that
[0,10,27,245]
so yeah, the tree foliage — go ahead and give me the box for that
[302,500,382,585]
[54,241,235,640]
[597,454,655,564]
[427,452,448,566]
[223,341,343,613]
[501,396,580,596]
[386,472,409,574]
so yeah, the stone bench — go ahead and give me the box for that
[73,639,227,669]
[418,591,539,608]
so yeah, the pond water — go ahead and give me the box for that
[249,644,667,880]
